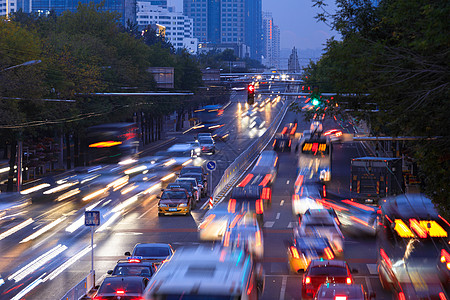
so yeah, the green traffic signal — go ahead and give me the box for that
[312,97,320,106]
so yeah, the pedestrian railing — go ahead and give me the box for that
[60,271,95,300]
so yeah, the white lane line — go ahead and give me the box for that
[280,200,284,206]
[287,222,297,228]
[137,201,158,219]
[276,213,280,220]
[286,180,290,184]
[279,275,287,300]
[264,221,275,228]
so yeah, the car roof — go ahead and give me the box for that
[316,284,365,299]
[310,259,347,268]
[102,275,145,283]
[134,243,172,248]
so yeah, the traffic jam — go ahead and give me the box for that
[1,91,449,300]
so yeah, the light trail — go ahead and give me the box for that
[8,244,67,282]
[20,217,66,243]
[0,218,33,241]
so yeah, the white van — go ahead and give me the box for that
[143,246,264,299]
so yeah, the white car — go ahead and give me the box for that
[198,203,235,241]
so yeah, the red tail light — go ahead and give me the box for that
[116,289,126,294]
[261,187,271,200]
[128,258,141,263]
[439,292,447,300]
[290,246,300,259]
[281,127,287,134]
[223,231,231,247]
[346,277,352,284]
[304,276,311,284]
[440,249,450,263]
[288,139,292,147]
[238,174,254,187]
[228,198,236,213]
[335,297,347,300]
[255,199,263,214]
[324,247,334,260]
[259,174,272,187]
[380,248,392,269]
[398,292,406,300]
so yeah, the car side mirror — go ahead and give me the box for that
[107,270,113,275]
[124,251,131,256]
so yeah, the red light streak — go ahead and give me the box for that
[259,174,272,186]
[238,174,254,187]
[341,199,375,211]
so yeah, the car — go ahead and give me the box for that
[281,122,298,136]
[174,177,200,202]
[179,173,207,197]
[107,257,157,279]
[165,182,196,204]
[323,129,343,142]
[298,209,344,258]
[93,276,149,300]
[188,141,202,157]
[198,202,237,241]
[198,137,215,154]
[222,212,264,260]
[273,134,292,152]
[287,236,335,273]
[157,188,193,216]
[197,132,213,140]
[314,283,375,300]
[230,185,265,225]
[302,259,354,299]
[180,166,205,176]
[124,243,174,264]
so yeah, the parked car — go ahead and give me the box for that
[93,276,149,300]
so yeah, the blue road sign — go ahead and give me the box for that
[85,211,100,226]
[206,161,216,171]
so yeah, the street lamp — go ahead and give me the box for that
[1,59,42,192]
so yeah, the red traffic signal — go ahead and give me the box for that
[248,84,255,93]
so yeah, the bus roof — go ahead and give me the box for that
[381,193,440,220]
[144,246,251,296]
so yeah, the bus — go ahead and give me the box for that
[87,123,139,165]
[377,193,450,299]
[296,131,332,182]
[193,105,224,131]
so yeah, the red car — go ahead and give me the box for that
[302,259,354,299]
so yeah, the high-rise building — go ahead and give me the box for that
[262,12,280,68]
[137,1,198,54]
[183,0,262,60]
[288,47,301,73]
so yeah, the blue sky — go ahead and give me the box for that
[167,0,337,51]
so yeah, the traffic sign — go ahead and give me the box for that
[85,211,100,226]
[206,161,216,171]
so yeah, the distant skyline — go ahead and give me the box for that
[167,0,337,54]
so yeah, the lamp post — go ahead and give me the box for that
[1,59,42,192]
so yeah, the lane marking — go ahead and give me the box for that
[264,221,275,228]
[279,275,287,300]
[276,213,280,220]
[287,222,297,228]
[280,200,284,206]
[286,180,290,184]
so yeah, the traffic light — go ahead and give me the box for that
[310,86,321,107]
[247,84,255,105]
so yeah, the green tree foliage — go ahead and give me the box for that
[308,0,450,212]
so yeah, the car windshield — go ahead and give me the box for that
[161,191,187,199]
[98,279,143,294]
[113,266,153,276]
[309,265,348,277]
[177,179,196,185]
[182,174,202,182]
[134,246,170,257]
[199,139,213,144]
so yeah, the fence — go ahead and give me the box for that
[211,98,292,205]
[60,271,95,300]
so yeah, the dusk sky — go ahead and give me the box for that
[167,0,338,53]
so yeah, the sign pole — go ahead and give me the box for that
[209,171,213,196]
[85,210,100,281]
[91,226,94,274]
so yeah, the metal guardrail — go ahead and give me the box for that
[60,271,95,300]
[210,98,292,205]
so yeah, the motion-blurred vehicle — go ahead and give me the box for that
[298,209,344,258]
[174,177,200,202]
[297,131,332,182]
[157,188,193,215]
[302,259,354,300]
[323,129,343,143]
[93,276,149,300]
[377,194,450,299]
[230,185,266,225]
[291,179,324,216]
[107,257,157,279]
[178,173,206,197]
[142,246,264,299]
[197,137,216,155]
[125,243,174,264]
[273,134,292,152]
[188,141,202,157]
[164,182,196,204]
[198,202,236,241]
[222,213,264,260]
[310,121,323,134]
[281,122,298,136]
[287,235,335,273]
[314,283,375,300]
[166,143,199,158]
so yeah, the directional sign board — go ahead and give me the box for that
[206,161,216,171]
[85,211,100,226]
